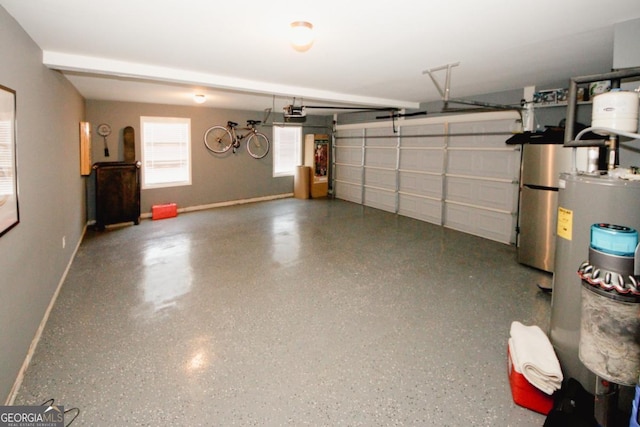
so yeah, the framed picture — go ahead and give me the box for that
[0,84,19,237]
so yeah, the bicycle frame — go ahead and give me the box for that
[204,120,270,159]
[228,125,258,151]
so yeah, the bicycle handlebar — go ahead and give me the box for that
[227,120,260,128]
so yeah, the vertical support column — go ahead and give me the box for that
[565,78,579,174]
[440,122,449,226]
[360,128,366,205]
[331,115,337,198]
[522,86,536,132]
[395,125,401,214]
[609,78,621,170]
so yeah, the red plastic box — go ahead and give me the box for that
[152,203,177,220]
[507,345,554,415]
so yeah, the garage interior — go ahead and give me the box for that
[1,1,640,425]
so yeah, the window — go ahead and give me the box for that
[272,126,302,177]
[140,116,191,189]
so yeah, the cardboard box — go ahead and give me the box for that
[507,345,554,415]
[294,166,310,199]
[589,80,611,97]
[152,203,177,220]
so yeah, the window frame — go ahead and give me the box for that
[140,116,192,190]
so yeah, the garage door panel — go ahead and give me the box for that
[364,188,396,212]
[445,203,514,244]
[399,150,444,172]
[335,165,362,185]
[401,124,445,147]
[335,182,362,204]
[336,146,362,165]
[447,150,519,180]
[365,148,396,169]
[336,130,363,146]
[365,168,396,190]
[448,120,514,148]
[445,177,516,211]
[402,123,445,136]
[367,127,396,136]
[398,194,442,224]
[365,138,397,147]
[399,172,442,198]
[365,128,396,147]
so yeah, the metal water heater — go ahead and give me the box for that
[550,174,640,389]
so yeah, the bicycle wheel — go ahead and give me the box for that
[204,126,233,153]
[246,132,270,159]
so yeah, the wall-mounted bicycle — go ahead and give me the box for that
[204,120,270,159]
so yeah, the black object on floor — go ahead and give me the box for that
[544,378,597,427]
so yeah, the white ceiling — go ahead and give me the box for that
[2,0,640,115]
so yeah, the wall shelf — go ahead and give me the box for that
[532,101,592,109]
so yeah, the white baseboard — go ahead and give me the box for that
[141,193,294,218]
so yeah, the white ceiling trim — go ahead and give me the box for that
[42,51,420,110]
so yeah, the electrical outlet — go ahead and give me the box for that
[62,236,66,249]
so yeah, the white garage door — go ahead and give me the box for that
[334,111,521,245]
[334,128,364,204]
[398,123,446,224]
[445,120,520,243]
[363,127,397,213]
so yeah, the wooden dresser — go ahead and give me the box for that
[93,162,141,230]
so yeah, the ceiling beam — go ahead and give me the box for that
[43,51,420,110]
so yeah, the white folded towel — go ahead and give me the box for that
[509,321,563,395]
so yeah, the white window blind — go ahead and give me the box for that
[272,126,302,177]
[0,119,14,197]
[141,116,191,189]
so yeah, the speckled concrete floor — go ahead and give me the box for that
[15,198,553,426]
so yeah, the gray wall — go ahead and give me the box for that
[0,7,86,402]
[614,18,640,70]
[85,100,332,218]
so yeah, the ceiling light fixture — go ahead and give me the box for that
[290,21,314,52]
[193,94,206,104]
